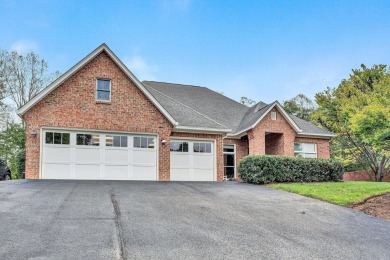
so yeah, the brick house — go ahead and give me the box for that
[18,44,335,181]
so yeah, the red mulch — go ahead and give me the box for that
[350,192,390,221]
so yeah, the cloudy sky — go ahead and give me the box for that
[1,0,390,103]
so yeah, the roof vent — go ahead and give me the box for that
[271,111,277,120]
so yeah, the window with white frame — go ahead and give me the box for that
[76,134,100,146]
[170,141,188,152]
[45,132,70,145]
[294,142,317,158]
[96,79,111,101]
[223,144,235,179]
[134,137,155,149]
[106,135,128,147]
[193,142,212,153]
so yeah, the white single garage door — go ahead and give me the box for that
[41,129,157,180]
[170,139,215,181]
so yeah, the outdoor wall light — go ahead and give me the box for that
[31,130,37,138]
[161,139,166,145]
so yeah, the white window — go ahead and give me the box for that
[77,134,100,146]
[106,135,128,147]
[45,132,70,145]
[193,142,212,153]
[170,141,188,152]
[134,137,155,149]
[96,79,111,101]
[294,142,317,158]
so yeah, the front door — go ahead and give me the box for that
[223,144,235,180]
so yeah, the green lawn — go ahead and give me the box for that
[269,182,390,205]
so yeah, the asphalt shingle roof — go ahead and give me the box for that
[142,81,334,136]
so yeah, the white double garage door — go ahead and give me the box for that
[41,129,215,181]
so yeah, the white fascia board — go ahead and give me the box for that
[224,132,247,139]
[172,125,231,134]
[17,44,178,126]
[296,132,337,139]
[230,102,302,137]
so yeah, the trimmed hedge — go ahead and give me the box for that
[238,155,344,184]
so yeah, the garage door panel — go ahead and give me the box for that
[133,150,155,165]
[193,155,213,170]
[42,164,71,179]
[43,147,71,163]
[105,165,128,180]
[170,140,215,181]
[171,154,190,168]
[193,169,214,181]
[75,148,100,164]
[105,149,128,164]
[42,129,157,181]
[132,166,156,180]
[170,168,190,181]
[74,164,100,179]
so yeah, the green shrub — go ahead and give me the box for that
[238,155,344,184]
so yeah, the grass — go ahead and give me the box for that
[269,182,390,205]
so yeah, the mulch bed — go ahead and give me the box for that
[349,192,390,221]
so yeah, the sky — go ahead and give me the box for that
[1,0,390,104]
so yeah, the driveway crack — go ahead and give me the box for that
[108,182,126,260]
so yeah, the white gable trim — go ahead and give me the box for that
[229,102,302,137]
[17,43,178,126]
[173,125,231,134]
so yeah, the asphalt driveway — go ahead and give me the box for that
[0,180,389,260]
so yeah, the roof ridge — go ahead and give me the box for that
[144,84,229,129]
[202,87,250,110]
[142,80,206,88]
[143,80,249,110]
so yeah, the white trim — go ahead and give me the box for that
[228,102,302,137]
[40,126,158,136]
[172,125,231,134]
[223,143,236,179]
[224,132,247,139]
[296,133,336,139]
[17,44,178,126]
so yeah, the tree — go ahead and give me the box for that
[282,94,316,122]
[313,64,390,181]
[0,103,13,131]
[0,123,26,178]
[0,50,60,109]
[240,96,256,107]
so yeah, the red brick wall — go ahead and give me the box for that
[343,170,390,182]
[248,107,296,156]
[22,51,173,180]
[265,133,284,155]
[294,137,330,159]
[171,132,224,181]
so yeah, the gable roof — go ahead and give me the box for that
[17,43,335,137]
[17,44,178,126]
[143,81,335,138]
[232,101,302,136]
[143,81,247,132]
